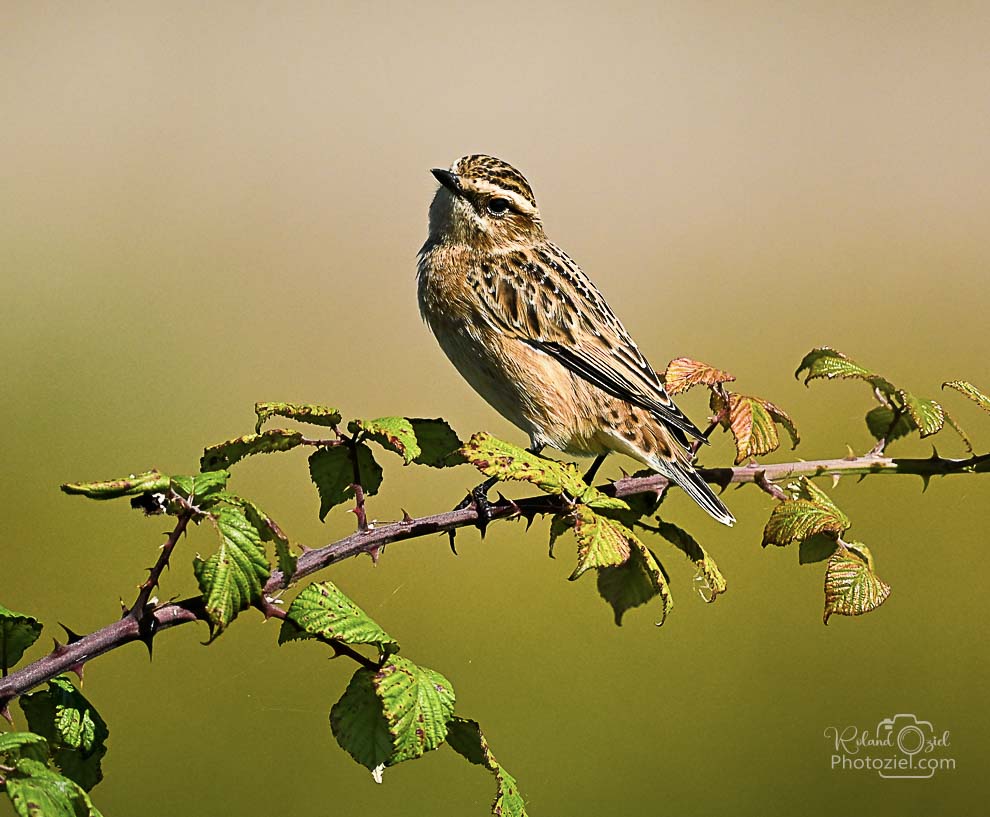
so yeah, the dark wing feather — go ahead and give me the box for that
[472,244,707,442]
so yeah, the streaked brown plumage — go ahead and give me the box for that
[417,154,734,525]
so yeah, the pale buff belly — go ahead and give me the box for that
[428,316,620,458]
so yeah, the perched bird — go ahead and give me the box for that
[417,154,734,526]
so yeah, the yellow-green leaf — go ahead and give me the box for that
[823,545,891,623]
[900,391,944,437]
[596,541,673,626]
[60,470,170,500]
[942,380,990,414]
[446,717,528,817]
[279,581,398,658]
[656,520,726,602]
[461,433,627,509]
[349,417,421,464]
[795,347,897,396]
[569,507,633,580]
[201,429,304,471]
[762,495,849,548]
[254,402,342,434]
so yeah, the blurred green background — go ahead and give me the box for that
[2,2,988,815]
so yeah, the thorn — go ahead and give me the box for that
[447,529,458,555]
[845,444,856,459]
[920,474,932,493]
[137,615,158,660]
[60,623,85,644]
[366,544,382,565]
[67,661,86,683]
[831,474,841,489]
[50,638,68,658]
[119,598,128,616]
[930,445,941,461]
[0,700,11,725]
[497,493,521,519]
[401,508,413,523]
[297,544,314,553]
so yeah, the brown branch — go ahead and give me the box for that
[1,449,987,706]
[129,497,193,619]
[345,437,368,531]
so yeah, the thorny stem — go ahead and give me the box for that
[129,496,194,619]
[345,436,368,532]
[1,448,987,706]
[690,419,721,458]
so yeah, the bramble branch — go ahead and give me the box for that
[1,448,987,710]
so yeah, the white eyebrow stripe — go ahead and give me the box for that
[463,179,538,214]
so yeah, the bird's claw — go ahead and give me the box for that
[455,480,498,537]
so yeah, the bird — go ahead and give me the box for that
[416,154,734,526]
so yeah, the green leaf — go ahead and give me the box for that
[5,757,104,817]
[900,392,944,437]
[942,380,990,414]
[942,410,974,454]
[193,507,270,636]
[763,480,850,547]
[596,541,673,626]
[308,444,383,521]
[279,581,399,658]
[0,604,43,672]
[201,429,304,471]
[662,357,735,397]
[655,520,726,602]
[230,496,297,580]
[408,418,467,467]
[20,676,109,792]
[569,507,633,580]
[823,545,891,624]
[762,500,847,547]
[330,669,394,772]
[792,476,843,509]
[373,657,455,765]
[798,533,839,564]
[60,470,169,500]
[168,470,230,508]
[254,401,342,434]
[865,406,915,444]
[446,717,528,817]
[794,347,897,396]
[461,433,627,509]
[0,732,50,764]
[547,514,573,558]
[349,417,421,464]
[714,392,798,464]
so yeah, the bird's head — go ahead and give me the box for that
[427,154,544,249]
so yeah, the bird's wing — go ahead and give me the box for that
[472,244,706,442]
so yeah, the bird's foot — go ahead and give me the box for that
[454,477,498,538]
[582,454,608,485]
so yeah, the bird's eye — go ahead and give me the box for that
[486,197,511,216]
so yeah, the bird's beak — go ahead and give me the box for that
[431,168,462,195]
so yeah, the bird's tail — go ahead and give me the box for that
[655,456,735,527]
